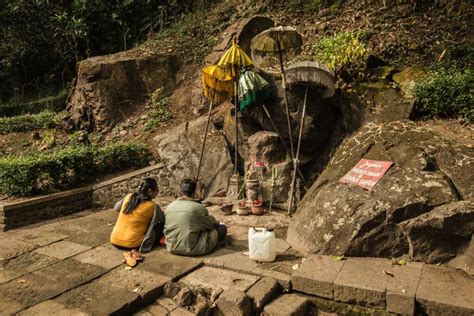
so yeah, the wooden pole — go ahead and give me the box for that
[234,79,239,175]
[288,86,308,215]
[195,100,213,182]
[277,40,295,160]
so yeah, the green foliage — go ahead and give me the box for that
[314,31,368,70]
[144,89,172,131]
[94,142,152,173]
[0,89,68,117]
[0,141,152,196]
[0,111,58,134]
[414,69,473,122]
[0,1,222,101]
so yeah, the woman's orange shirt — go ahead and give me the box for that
[110,194,155,248]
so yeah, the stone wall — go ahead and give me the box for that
[92,163,177,208]
[0,187,92,231]
[0,162,178,231]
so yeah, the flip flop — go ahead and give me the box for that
[130,249,144,262]
[122,252,137,267]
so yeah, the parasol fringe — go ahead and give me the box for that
[285,61,336,98]
[251,26,303,53]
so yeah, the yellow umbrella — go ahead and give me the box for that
[196,65,234,184]
[217,40,253,78]
[201,65,234,104]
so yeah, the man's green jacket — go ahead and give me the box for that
[164,196,220,256]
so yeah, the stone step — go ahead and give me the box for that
[262,294,310,316]
[292,255,474,315]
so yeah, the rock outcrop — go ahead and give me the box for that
[153,116,234,198]
[287,121,473,263]
[65,52,179,132]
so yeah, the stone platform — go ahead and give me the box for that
[0,204,472,315]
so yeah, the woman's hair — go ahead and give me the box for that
[123,178,158,214]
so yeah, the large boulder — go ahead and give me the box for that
[153,116,234,197]
[401,201,474,263]
[287,120,474,263]
[65,51,179,132]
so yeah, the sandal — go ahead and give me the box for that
[122,252,137,267]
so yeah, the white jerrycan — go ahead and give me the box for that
[248,227,276,262]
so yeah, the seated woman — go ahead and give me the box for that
[164,178,227,256]
[110,178,164,253]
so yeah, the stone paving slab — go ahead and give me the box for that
[0,237,37,261]
[0,296,24,315]
[263,294,309,316]
[81,208,117,223]
[247,276,280,311]
[0,273,69,310]
[54,280,139,315]
[0,252,59,284]
[416,265,474,315]
[18,300,89,316]
[181,266,260,292]
[72,245,123,270]
[203,247,259,273]
[36,221,91,236]
[156,297,178,311]
[333,257,423,313]
[66,224,113,247]
[169,307,195,316]
[140,247,202,280]
[136,303,168,316]
[252,266,292,289]
[34,240,91,259]
[97,266,171,305]
[33,258,106,291]
[292,255,346,299]
[14,230,68,247]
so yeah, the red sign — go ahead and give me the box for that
[339,159,393,191]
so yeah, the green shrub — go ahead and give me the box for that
[94,142,152,173]
[314,31,368,70]
[0,89,68,117]
[0,141,151,196]
[0,111,58,134]
[414,69,473,122]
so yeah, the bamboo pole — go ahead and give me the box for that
[277,40,295,160]
[195,100,213,182]
[261,104,308,190]
[234,79,239,175]
[288,86,308,215]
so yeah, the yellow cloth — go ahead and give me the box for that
[110,194,155,248]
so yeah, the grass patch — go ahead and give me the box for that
[0,141,151,196]
[0,111,59,134]
[144,88,173,131]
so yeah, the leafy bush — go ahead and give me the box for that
[0,89,68,117]
[0,141,151,196]
[414,69,473,122]
[0,111,58,134]
[314,31,368,70]
[94,142,152,173]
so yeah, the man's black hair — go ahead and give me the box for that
[181,178,196,197]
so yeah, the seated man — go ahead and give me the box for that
[164,179,227,256]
